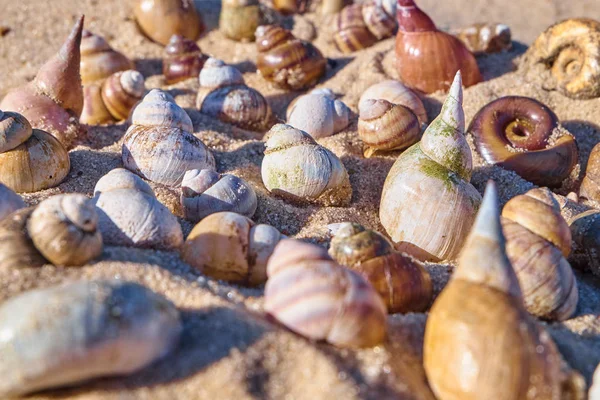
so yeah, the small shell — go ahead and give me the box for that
[333,2,396,53]
[0,208,46,270]
[219,0,262,42]
[80,30,134,85]
[452,23,512,54]
[286,88,350,139]
[163,35,206,84]
[261,124,352,206]
[182,212,284,285]
[133,0,204,46]
[181,169,257,222]
[570,210,600,276]
[0,280,182,398]
[358,80,427,126]
[580,142,600,203]
[265,239,387,348]
[0,183,24,221]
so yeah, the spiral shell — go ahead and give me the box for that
[468,96,578,187]
[182,212,284,285]
[0,280,182,398]
[359,80,427,126]
[424,181,585,400]
[570,210,600,276]
[133,0,204,46]
[261,124,352,206]
[0,16,85,149]
[265,239,387,347]
[394,0,481,93]
[163,35,206,84]
[452,23,512,54]
[0,111,70,193]
[220,0,262,42]
[286,88,350,139]
[521,18,600,100]
[181,169,257,221]
[333,2,396,53]
[255,25,327,90]
[0,183,24,221]
[196,58,272,131]
[358,98,420,158]
[380,72,482,261]
[580,142,600,202]
[329,222,432,313]
[80,30,134,85]
[123,89,215,186]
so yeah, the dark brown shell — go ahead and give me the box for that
[163,35,206,84]
[0,208,46,270]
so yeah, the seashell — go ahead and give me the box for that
[163,35,206,84]
[133,0,204,46]
[468,96,578,187]
[273,0,307,15]
[286,88,350,139]
[333,1,396,53]
[182,211,284,285]
[0,110,70,193]
[80,30,134,85]
[220,0,262,42]
[0,194,102,269]
[255,25,327,90]
[264,239,387,347]
[329,222,432,313]
[181,169,257,221]
[580,142,600,202]
[0,16,85,149]
[261,124,352,206]
[569,210,600,276]
[380,72,482,261]
[123,89,215,186]
[81,70,146,125]
[93,168,184,250]
[424,181,586,400]
[501,188,578,321]
[321,0,346,15]
[358,98,420,158]
[0,183,24,221]
[358,79,427,126]
[196,58,272,131]
[394,0,481,93]
[521,18,600,100]
[452,23,512,54]
[0,280,182,397]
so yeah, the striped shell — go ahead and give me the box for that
[358,79,427,126]
[286,88,350,139]
[333,2,396,53]
[80,30,134,84]
[163,34,206,84]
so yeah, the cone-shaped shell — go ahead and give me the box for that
[80,30,134,85]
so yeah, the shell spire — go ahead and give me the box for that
[396,0,436,32]
[454,181,522,299]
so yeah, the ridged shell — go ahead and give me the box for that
[358,80,427,126]
[163,35,205,84]
[133,0,204,46]
[80,30,134,85]
[286,88,350,139]
[219,0,261,42]
[333,2,396,53]
[0,183,24,221]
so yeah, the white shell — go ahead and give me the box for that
[94,168,154,196]
[359,80,428,126]
[120,70,145,98]
[0,183,24,221]
[199,57,245,88]
[0,280,181,398]
[286,88,350,139]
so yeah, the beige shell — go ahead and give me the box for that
[80,30,134,85]
[93,168,184,250]
[261,124,352,206]
[452,23,512,54]
[286,88,350,139]
[182,211,284,285]
[219,0,262,42]
[379,72,482,261]
[264,239,387,348]
[0,183,24,221]
[358,80,428,126]
[133,0,204,46]
[123,89,215,186]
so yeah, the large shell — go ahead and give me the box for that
[0,280,182,398]
[0,183,24,221]
[220,0,262,42]
[122,89,215,187]
[265,239,387,348]
[380,72,482,261]
[80,30,134,85]
[286,88,350,139]
[358,79,427,126]
[163,35,206,84]
[133,0,204,45]
[261,124,352,206]
[182,212,284,285]
[333,2,396,53]
[181,169,257,221]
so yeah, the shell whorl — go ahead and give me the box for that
[118,70,145,98]
[131,89,193,132]
[199,58,245,88]
[0,111,33,153]
[80,30,134,84]
[80,30,112,54]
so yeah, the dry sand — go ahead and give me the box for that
[2,0,600,398]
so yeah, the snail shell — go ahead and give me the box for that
[261,124,352,206]
[81,70,146,125]
[0,208,47,270]
[0,110,70,193]
[329,222,432,313]
[255,25,327,90]
[196,58,272,131]
[333,2,396,53]
[80,30,134,85]
[0,280,182,398]
[0,183,24,221]
[580,142,600,202]
[123,89,215,186]
[380,72,482,261]
[133,0,204,46]
[93,168,184,250]
[501,188,578,321]
[163,35,206,84]
[468,96,578,187]
[521,18,600,100]
[570,210,600,276]
[220,0,262,42]
[358,98,420,158]
[286,88,350,139]
[394,0,481,93]
[358,79,427,126]
[273,0,306,14]
[424,181,585,400]
[182,211,284,285]
[0,16,85,149]
[265,239,387,347]
[452,23,512,54]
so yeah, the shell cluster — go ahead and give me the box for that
[286,88,350,139]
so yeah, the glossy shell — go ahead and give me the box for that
[580,142,600,202]
[80,30,134,84]
[163,35,206,84]
[333,2,396,53]
[219,0,261,42]
[359,79,427,126]
[0,183,24,221]
[286,88,350,139]
[133,0,204,45]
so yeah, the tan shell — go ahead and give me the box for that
[80,30,134,85]
[133,0,204,45]
[286,88,350,139]
[0,183,24,221]
[0,208,46,270]
[333,2,397,53]
[358,79,427,126]
[219,0,261,42]
[452,23,512,54]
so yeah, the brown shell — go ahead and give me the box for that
[580,142,600,202]
[80,30,134,85]
[0,208,46,270]
[219,0,262,42]
[101,72,144,121]
[333,4,377,53]
[133,0,204,46]
[163,35,206,84]
[81,84,113,125]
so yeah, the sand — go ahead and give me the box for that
[2,0,600,398]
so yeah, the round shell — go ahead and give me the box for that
[358,80,427,126]
[80,30,134,85]
[286,89,350,139]
[102,70,145,121]
[0,183,24,221]
[0,208,47,270]
[219,0,262,42]
[163,34,206,84]
[133,0,204,46]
